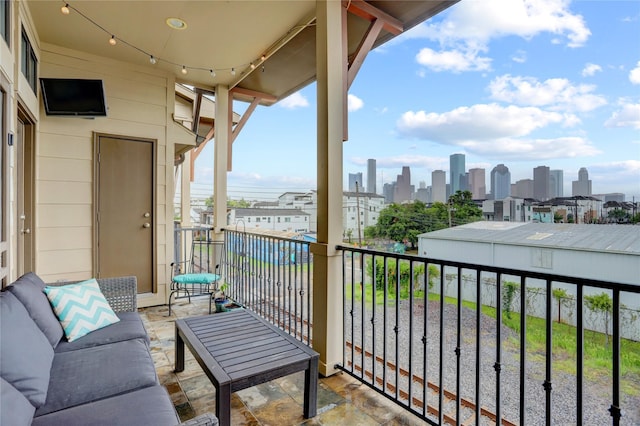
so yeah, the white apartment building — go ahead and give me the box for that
[229,208,310,233]
[342,192,386,241]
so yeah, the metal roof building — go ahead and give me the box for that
[418,222,640,287]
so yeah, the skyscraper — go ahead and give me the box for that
[432,170,447,203]
[491,164,511,200]
[367,159,376,195]
[450,153,465,194]
[468,168,486,199]
[533,166,550,201]
[572,167,592,196]
[348,172,363,192]
[394,166,412,203]
[550,169,564,198]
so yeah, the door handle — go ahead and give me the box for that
[21,228,31,234]
[143,223,151,228]
[143,212,150,218]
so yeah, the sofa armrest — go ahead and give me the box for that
[46,276,138,313]
[179,413,219,426]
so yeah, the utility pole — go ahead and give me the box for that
[355,181,363,247]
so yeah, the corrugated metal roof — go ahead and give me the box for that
[419,222,640,254]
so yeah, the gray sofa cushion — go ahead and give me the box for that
[31,385,180,426]
[54,311,150,353]
[36,338,159,416]
[1,377,36,426]
[0,291,54,407]
[6,272,64,347]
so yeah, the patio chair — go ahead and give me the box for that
[168,240,221,316]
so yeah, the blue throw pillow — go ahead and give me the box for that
[173,273,220,284]
[44,279,120,342]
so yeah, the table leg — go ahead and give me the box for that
[175,327,185,373]
[216,383,232,426]
[303,357,319,418]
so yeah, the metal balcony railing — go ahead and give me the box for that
[172,226,639,425]
[221,229,313,345]
[337,244,639,426]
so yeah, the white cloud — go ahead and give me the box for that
[416,47,491,73]
[582,63,602,77]
[279,92,309,109]
[395,103,600,160]
[488,75,607,112]
[511,50,527,64]
[416,0,591,48]
[348,94,364,112]
[407,0,590,73]
[352,155,447,171]
[397,103,573,142]
[630,61,640,85]
[604,103,640,129]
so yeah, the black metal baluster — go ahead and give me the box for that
[438,267,445,426]
[456,268,462,426]
[576,285,583,426]
[495,272,502,426]
[609,289,621,426]
[520,275,526,426]
[475,269,481,426]
[409,261,414,410]
[372,254,377,388]
[544,279,552,426]
[395,256,400,401]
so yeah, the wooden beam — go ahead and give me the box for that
[347,17,383,89]
[342,3,349,141]
[230,87,277,104]
[345,0,403,35]
[191,92,202,133]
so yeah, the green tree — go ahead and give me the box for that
[585,292,613,347]
[552,288,571,323]
[227,198,251,208]
[502,281,519,319]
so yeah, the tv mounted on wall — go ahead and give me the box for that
[40,78,107,117]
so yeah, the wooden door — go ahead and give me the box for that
[16,111,35,276]
[95,134,155,293]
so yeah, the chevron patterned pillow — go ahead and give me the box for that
[44,279,120,342]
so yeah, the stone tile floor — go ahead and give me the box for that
[140,297,427,425]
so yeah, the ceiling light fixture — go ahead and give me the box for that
[230,68,236,76]
[61,4,70,15]
[166,17,187,30]
[149,55,157,65]
[109,35,117,46]
[181,65,188,75]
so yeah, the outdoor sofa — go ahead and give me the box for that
[0,272,218,426]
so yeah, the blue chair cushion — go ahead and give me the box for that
[172,273,220,284]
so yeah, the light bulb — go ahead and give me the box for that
[250,62,255,70]
[109,35,117,46]
[61,4,70,15]
[261,55,266,61]
[230,68,236,76]
[181,66,187,75]
[210,69,216,78]
[149,56,157,65]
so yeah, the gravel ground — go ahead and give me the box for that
[344,299,640,425]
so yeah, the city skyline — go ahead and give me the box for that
[191,1,640,201]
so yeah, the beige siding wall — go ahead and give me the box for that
[36,44,176,307]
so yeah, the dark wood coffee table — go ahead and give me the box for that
[175,308,318,426]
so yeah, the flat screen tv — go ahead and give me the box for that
[40,78,107,117]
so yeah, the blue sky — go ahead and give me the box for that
[193,0,640,201]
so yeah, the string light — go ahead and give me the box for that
[58,2,283,78]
